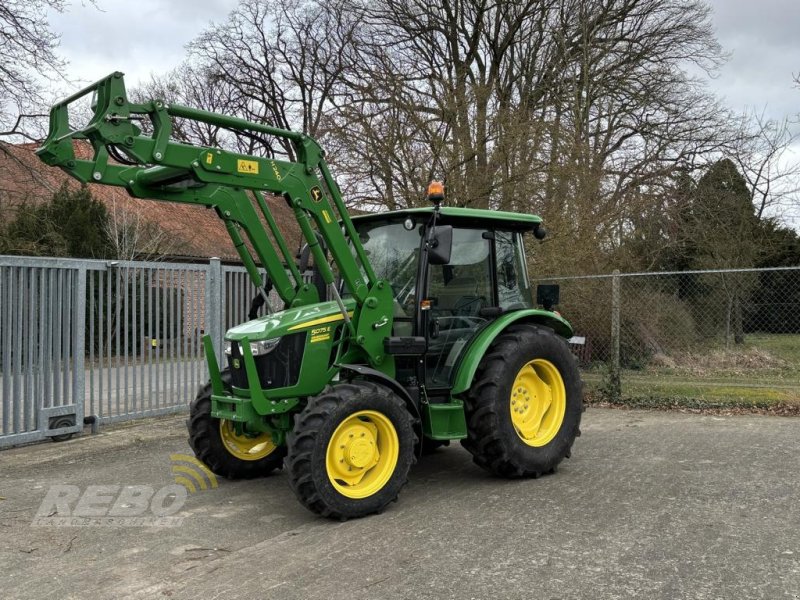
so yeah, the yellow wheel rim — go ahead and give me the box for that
[325,410,399,499]
[510,359,566,447]
[219,420,277,461]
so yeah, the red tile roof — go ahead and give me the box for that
[0,141,304,262]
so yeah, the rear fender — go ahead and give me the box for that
[450,310,573,396]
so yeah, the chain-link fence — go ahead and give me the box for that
[539,267,800,406]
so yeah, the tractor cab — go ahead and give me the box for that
[350,206,545,392]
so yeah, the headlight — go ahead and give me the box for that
[224,338,280,356]
[249,338,280,356]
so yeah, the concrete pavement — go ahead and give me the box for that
[1,408,799,599]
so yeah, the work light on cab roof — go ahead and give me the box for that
[426,180,445,204]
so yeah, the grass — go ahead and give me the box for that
[584,373,800,404]
[745,333,800,364]
[581,333,800,412]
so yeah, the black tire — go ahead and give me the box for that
[50,415,76,442]
[461,324,583,478]
[286,381,417,520]
[187,370,286,479]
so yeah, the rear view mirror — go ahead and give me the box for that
[536,284,560,311]
[429,225,453,265]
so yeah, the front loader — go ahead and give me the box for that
[37,72,583,519]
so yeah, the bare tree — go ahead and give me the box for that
[0,1,73,140]
[325,0,732,274]
[103,196,183,262]
[134,64,247,150]
[185,0,359,160]
[727,108,800,221]
[137,0,745,275]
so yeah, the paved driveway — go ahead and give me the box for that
[1,408,799,599]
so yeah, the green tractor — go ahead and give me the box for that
[37,72,583,519]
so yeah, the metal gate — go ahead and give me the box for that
[0,257,89,447]
[0,256,312,449]
[0,256,216,448]
[83,260,211,425]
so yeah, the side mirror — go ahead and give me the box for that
[429,225,453,265]
[536,284,560,311]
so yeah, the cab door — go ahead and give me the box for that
[423,228,493,388]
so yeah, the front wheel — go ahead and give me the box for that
[462,325,583,478]
[286,381,417,520]
[187,371,286,479]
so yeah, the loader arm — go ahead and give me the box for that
[36,72,391,366]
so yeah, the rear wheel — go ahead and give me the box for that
[286,381,416,520]
[462,325,583,477]
[188,370,285,479]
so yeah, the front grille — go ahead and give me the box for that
[227,333,305,390]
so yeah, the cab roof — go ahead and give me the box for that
[349,206,542,231]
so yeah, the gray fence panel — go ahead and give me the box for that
[0,260,95,447]
[83,260,211,426]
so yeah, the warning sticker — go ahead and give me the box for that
[237,159,259,174]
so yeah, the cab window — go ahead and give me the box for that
[495,231,534,310]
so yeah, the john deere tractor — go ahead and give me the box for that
[37,72,583,519]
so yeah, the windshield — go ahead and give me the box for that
[353,219,422,304]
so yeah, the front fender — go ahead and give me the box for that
[450,309,573,396]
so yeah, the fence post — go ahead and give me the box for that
[609,269,622,402]
[207,257,223,364]
[73,266,87,427]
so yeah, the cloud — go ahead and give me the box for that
[708,0,799,119]
[48,0,239,88]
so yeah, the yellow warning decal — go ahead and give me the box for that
[205,152,213,165]
[322,210,332,224]
[237,159,259,174]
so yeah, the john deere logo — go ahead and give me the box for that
[170,454,218,494]
[310,186,324,203]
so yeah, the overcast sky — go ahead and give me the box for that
[48,0,238,90]
[48,0,799,123]
[46,0,800,222]
[705,0,798,122]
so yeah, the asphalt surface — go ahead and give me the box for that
[1,408,799,600]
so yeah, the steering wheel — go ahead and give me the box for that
[453,295,484,316]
